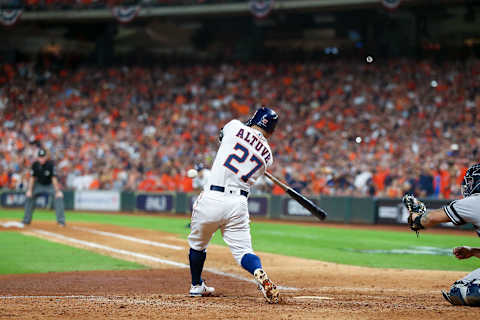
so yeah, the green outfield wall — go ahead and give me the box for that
[0,189,459,228]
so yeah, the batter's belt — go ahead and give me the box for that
[210,185,249,197]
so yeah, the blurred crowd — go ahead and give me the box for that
[1,58,480,198]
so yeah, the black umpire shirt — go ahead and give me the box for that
[31,160,56,185]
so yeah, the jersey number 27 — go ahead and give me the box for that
[224,143,263,182]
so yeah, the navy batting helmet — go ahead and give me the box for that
[245,107,279,134]
[462,163,480,197]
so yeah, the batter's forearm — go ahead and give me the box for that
[470,247,480,258]
[420,208,451,228]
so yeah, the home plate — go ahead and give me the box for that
[294,296,332,300]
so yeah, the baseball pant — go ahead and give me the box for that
[188,190,254,265]
[460,268,480,282]
[22,183,65,225]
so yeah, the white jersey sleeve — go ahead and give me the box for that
[443,194,480,228]
[206,119,273,192]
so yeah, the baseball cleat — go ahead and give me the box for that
[189,281,215,297]
[254,269,279,304]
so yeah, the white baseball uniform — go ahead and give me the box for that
[188,119,273,264]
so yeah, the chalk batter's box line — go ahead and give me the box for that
[29,229,298,291]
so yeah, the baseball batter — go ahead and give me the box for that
[187,107,280,303]
[403,163,480,306]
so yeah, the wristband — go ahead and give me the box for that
[414,215,425,229]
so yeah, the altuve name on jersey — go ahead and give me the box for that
[235,128,271,163]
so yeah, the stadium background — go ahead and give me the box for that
[2,0,480,222]
[1,0,480,319]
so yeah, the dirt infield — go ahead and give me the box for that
[0,221,476,319]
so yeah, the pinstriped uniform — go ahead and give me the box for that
[443,194,480,236]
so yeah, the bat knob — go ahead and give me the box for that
[318,209,327,220]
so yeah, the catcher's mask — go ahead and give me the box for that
[462,163,480,198]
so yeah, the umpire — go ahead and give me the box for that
[21,149,66,226]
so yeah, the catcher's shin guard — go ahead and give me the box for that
[465,280,480,306]
[443,279,480,307]
[442,281,468,306]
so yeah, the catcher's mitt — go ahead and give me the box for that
[402,194,426,235]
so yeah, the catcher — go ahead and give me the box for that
[402,163,480,307]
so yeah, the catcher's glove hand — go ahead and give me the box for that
[402,194,426,235]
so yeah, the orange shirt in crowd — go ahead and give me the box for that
[311,177,327,195]
[160,174,176,191]
[138,177,157,192]
[456,167,468,185]
[182,176,194,193]
[89,179,100,190]
[0,172,8,187]
[438,170,451,199]
[373,169,389,192]
[386,185,401,198]
[272,184,285,195]
[171,174,183,192]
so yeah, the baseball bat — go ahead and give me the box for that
[264,171,327,221]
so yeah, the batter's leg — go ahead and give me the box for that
[221,212,255,266]
[189,248,206,285]
[223,225,280,304]
[240,253,263,275]
[188,247,215,297]
[22,196,36,225]
[187,194,222,296]
[222,206,279,303]
[188,219,217,286]
[221,223,263,274]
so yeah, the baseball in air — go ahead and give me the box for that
[366,55,374,63]
[187,169,198,178]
